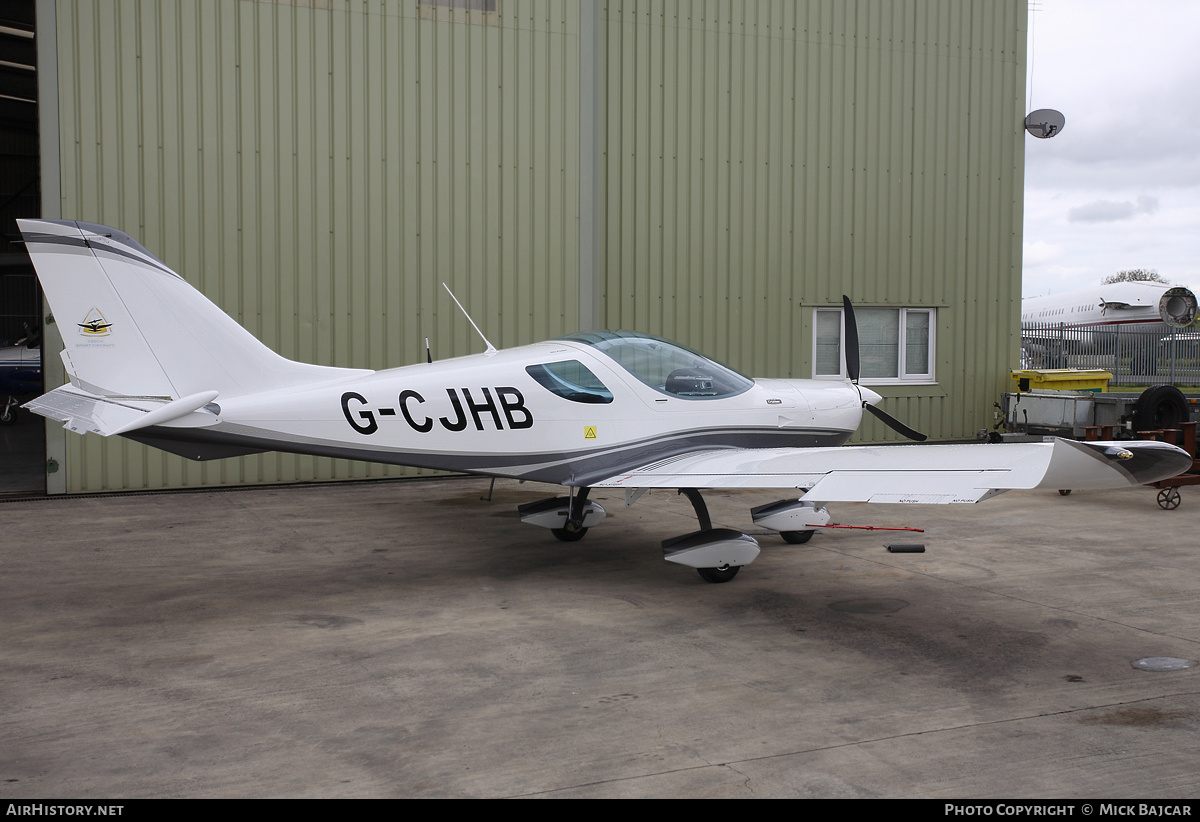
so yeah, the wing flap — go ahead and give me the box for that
[594,439,1191,503]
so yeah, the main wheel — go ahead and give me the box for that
[780,529,815,544]
[551,526,588,542]
[697,565,740,583]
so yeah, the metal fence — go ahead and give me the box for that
[1021,321,1200,387]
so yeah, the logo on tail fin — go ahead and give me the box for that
[78,308,113,337]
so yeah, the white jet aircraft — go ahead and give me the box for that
[18,220,1192,582]
[1021,281,1197,348]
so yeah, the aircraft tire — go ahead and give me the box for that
[696,566,740,583]
[780,530,815,544]
[1157,487,1181,510]
[1133,385,1188,433]
[551,526,588,542]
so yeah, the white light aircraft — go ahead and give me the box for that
[19,220,1192,582]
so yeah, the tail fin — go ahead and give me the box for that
[18,219,357,401]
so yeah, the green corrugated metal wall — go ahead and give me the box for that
[41,0,1025,492]
[45,0,580,491]
[598,0,1026,443]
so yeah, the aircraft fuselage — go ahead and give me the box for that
[146,339,864,485]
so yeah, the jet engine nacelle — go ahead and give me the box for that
[1159,287,1198,327]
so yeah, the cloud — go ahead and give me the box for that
[1018,2,1200,294]
[1136,195,1161,215]
[1023,240,1063,266]
[1067,195,1159,223]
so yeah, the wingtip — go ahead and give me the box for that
[1053,438,1192,488]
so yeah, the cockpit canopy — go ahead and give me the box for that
[559,330,753,400]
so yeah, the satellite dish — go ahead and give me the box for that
[1025,109,1065,139]
[1159,286,1198,327]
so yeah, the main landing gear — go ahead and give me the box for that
[662,493,832,581]
[661,488,760,583]
[517,487,606,541]
[552,487,593,541]
[518,486,829,583]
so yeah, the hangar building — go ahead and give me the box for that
[10,0,1027,494]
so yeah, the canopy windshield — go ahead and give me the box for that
[559,330,753,400]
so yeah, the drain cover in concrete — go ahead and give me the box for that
[1131,657,1197,672]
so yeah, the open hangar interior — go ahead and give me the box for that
[14,0,1026,494]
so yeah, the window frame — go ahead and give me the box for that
[558,330,755,401]
[525,360,614,405]
[418,0,501,25]
[812,306,936,385]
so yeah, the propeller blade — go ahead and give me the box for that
[864,403,928,442]
[843,295,926,441]
[842,295,860,383]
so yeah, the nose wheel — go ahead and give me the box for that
[780,530,815,544]
[696,565,740,584]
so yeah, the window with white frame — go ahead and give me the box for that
[419,0,500,25]
[813,306,935,384]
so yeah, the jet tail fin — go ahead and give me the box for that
[18,219,363,402]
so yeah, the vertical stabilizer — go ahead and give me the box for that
[18,219,362,400]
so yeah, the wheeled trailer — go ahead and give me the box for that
[998,385,1200,508]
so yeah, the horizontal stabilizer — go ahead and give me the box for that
[24,387,220,437]
[594,439,1192,502]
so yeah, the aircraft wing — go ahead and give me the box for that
[593,439,1191,503]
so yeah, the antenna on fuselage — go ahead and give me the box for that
[442,283,497,355]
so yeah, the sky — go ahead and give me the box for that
[1021,0,1200,298]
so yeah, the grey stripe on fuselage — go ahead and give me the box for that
[125,423,853,485]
